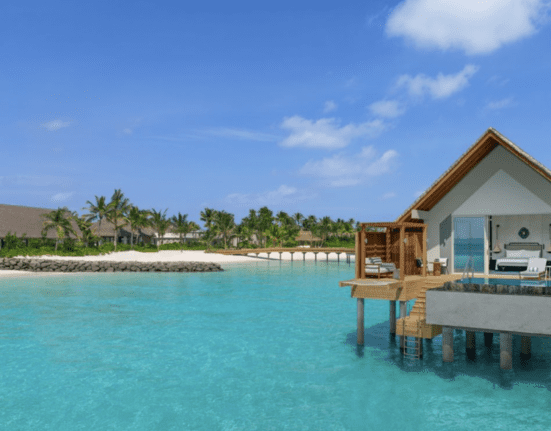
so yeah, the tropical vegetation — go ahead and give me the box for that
[1,189,364,257]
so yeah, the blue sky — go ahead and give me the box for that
[2,0,551,226]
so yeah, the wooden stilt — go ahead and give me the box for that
[442,326,454,362]
[399,300,407,351]
[357,298,364,345]
[484,332,494,348]
[521,335,531,359]
[326,253,329,263]
[389,300,396,336]
[303,252,306,261]
[290,252,294,262]
[500,332,513,370]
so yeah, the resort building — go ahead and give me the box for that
[340,128,551,370]
[0,204,81,248]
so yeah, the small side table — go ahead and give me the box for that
[433,261,442,276]
[546,266,551,280]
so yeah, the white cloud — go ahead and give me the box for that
[279,116,385,149]
[205,128,277,142]
[123,128,133,135]
[381,192,397,200]
[369,99,406,118]
[225,185,315,207]
[386,0,549,55]
[323,100,338,113]
[395,65,479,99]
[42,120,70,131]
[50,192,74,203]
[299,146,399,187]
[414,190,424,198]
[485,97,514,110]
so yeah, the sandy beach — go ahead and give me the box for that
[0,249,355,278]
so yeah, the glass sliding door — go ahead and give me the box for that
[454,217,485,273]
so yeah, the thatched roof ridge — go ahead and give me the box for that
[295,230,321,242]
[0,204,81,239]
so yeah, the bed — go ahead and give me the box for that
[495,242,543,270]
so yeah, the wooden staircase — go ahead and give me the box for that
[396,280,443,339]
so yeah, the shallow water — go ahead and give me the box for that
[1,262,551,430]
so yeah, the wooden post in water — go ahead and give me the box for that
[279,252,282,260]
[399,300,407,351]
[442,326,454,362]
[314,252,318,263]
[484,332,494,348]
[290,252,294,262]
[357,298,364,345]
[500,332,513,370]
[326,253,329,263]
[337,253,340,264]
[521,335,531,359]
[303,252,306,261]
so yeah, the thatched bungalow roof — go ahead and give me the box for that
[295,230,322,242]
[0,204,81,239]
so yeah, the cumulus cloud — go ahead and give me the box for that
[485,97,514,110]
[323,100,338,113]
[279,116,385,149]
[225,185,314,207]
[42,120,70,131]
[299,146,399,187]
[395,65,479,99]
[50,192,74,203]
[386,0,549,55]
[369,99,406,118]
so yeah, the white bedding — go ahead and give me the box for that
[496,257,529,268]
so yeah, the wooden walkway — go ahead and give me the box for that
[210,247,355,262]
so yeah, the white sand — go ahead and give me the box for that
[0,250,355,278]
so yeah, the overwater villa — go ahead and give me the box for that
[340,128,551,370]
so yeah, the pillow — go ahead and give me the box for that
[525,249,541,258]
[506,249,526,258]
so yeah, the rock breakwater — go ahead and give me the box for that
[0,258,223,273]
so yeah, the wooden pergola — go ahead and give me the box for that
[354,222,428,281]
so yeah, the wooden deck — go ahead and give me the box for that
[341,273,531,339]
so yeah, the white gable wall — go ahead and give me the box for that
[420,145,551,268]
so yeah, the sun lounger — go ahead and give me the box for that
[365,257,396,278]
[519,257,547,279]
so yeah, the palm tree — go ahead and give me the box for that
[242,209,260,246]
[292,212,304,229]
[127,206,151,249]
[200,207,216,230]
[213,210,235,249]
[83,195,109,245]
[258,206,274,247]
[106,189,131,251]
[72,212,99,247]
[303,215,317,231]
[171,212,196,252]
[150,209,171,251]
[42,207,77,251]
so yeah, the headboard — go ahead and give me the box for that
[504,242,543,252]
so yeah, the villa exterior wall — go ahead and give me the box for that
[426,290,551,336]
[421,146,551,267]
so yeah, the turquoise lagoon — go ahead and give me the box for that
[1,261,551,430]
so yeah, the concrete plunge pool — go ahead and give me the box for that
[426,277,551,369]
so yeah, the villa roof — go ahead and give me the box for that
[295,230,322,242]
[0,204,81,239]
[396,128,551,223]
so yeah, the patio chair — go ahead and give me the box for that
[519,258,547,279]
[435,258,448,274]
[365,257,396,279]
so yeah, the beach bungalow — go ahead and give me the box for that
[339,128,551,370]
[0,204,81,248]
